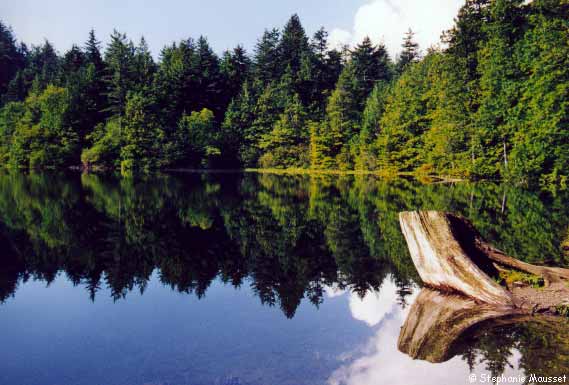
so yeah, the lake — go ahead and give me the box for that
[0,172,568,385]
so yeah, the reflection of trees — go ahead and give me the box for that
[1,172,568,375]
[0,172,568,315]
[457,317,569,378]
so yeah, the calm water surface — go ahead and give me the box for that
[0,172,568,385]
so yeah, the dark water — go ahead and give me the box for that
[0,172,568,385]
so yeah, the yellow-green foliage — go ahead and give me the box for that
[498,269,544,288]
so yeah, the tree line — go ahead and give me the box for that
[0,0,567,186]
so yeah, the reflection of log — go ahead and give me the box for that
[398,289,567,363]
[398,289,521,362]
[399,211,569,309]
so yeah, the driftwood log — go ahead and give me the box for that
[399,211,569,312]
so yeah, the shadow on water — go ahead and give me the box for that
[0,171,568,378]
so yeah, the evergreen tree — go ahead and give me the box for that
[82,30,107,132]
[277,14,310,76]
[397,29,420,74]
[104,30,136,116]
[220,45,252,107]
[351,37,392,110]
[0,21,26,100]
[506,0,569,185]
[443,0,491,80]
[153,39,196,127]
[376,56,431,172]
[3,70,27,103]
[120,91,162,173]
[311,64,360,170]
[134,36,156,91]
[302,27,342,117]
[357,81,390,170]
[474,0,525,178]
[259,93,309,168]
[253,29,281,87]
[26,40,61,91]
[220,82,256,167]
[61,45,85,76]
[194,36,224,117]
[85,29,105,72]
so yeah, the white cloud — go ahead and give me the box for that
[329,0,464,58]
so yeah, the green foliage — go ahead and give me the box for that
[311,64,361,170]
[0,5,568,184]
[81,119,122,170]
[4,85,79,169]
[120,92,163,174]
[104,30,137,116]
[397,29,420,74]
[375,58,430,172]
[176,108,219,168]
[498,269,545,288]
[357,81,390,170]
[0,20,26,100]
[259,93,309,168]
[1,172,568,314]
[0,101,25,163]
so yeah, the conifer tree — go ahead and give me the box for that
[104,30,136,116]
[120,91,162,173]
[220,81,256,167]
[220,45,252,107]
[134,36,156,92]
[259,93,308,168]
[0,21,25,99]
[397,29,420,74]
[278,14,310,77]
[253,29,281,87]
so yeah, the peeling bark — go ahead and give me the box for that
[399,211,513,306]
[399,211,569,309]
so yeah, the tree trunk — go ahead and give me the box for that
[399,211,513,306]
[399,211,569,308]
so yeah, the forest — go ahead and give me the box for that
[0,0,568,186]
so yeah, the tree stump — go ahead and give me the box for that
[399,211,569,311]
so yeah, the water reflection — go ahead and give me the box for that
[0,171,568,383]
[327,284,527,385]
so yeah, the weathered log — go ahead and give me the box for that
[399,211,569,309]
[399,211,513,306]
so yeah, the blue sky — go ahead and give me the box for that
[1,0,464,58]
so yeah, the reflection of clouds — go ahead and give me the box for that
[327,279,525,385]
[349,278,402,327]
[325,285,347,299]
